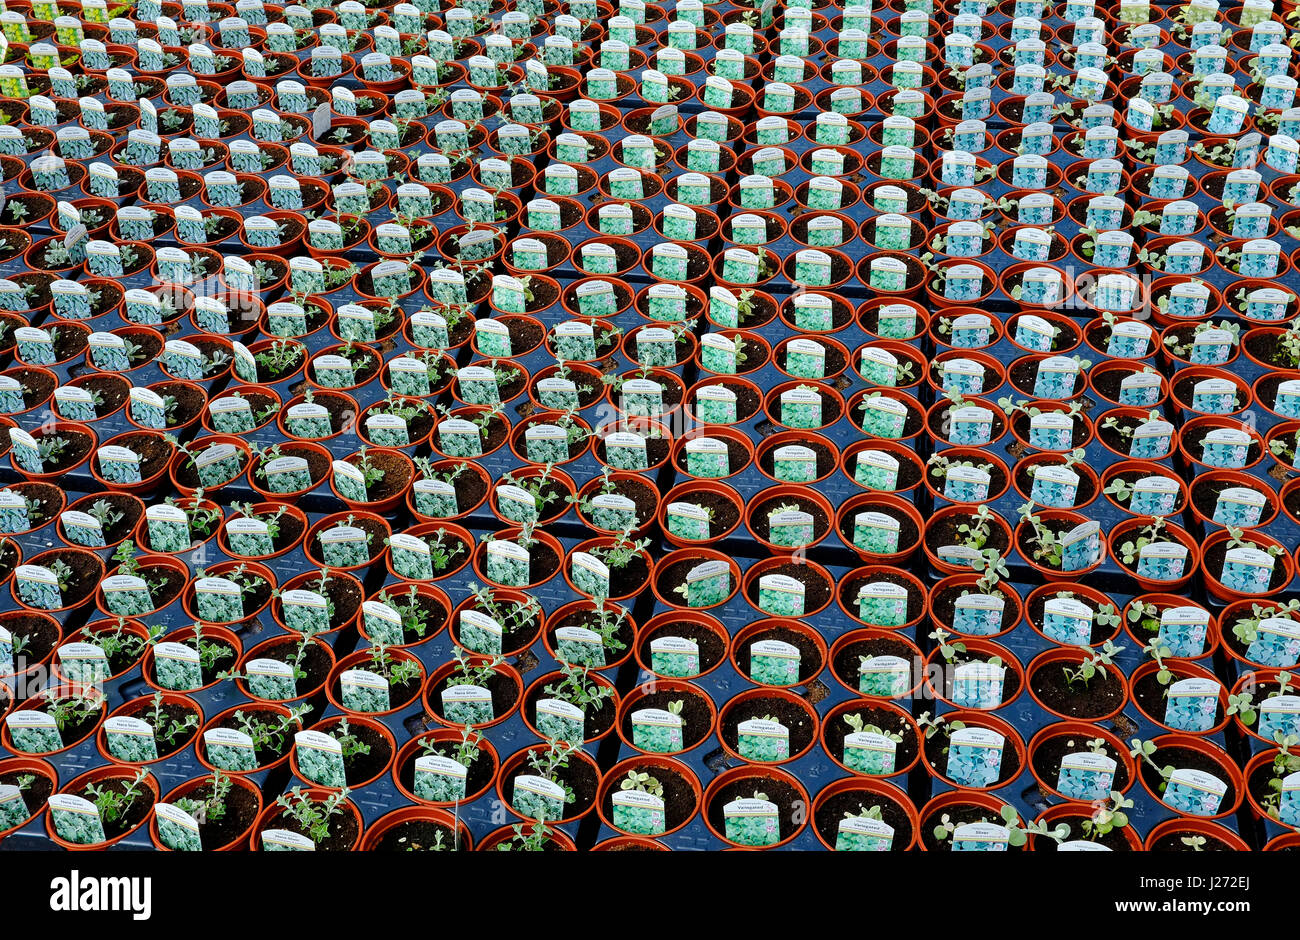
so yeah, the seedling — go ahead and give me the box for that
[1078,791,1133,842]
[147,691,197,746]
[543,663,613,711]
[1061,641,1123,689]
[274,785,350,845]
[843,713,903,742]
[83,768,149,828]
[233,703,311,756]
[174,770,233,825]
[619,770,663,798]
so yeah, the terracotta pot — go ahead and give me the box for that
[1143,817,1251,852]
[701,764,808,849]
[633,610,730,682]
[1134,734,1245,822]
[249,786,363,851]
[391,727,500,808]
[46,766,159,851]
[359,805,473,852]
[595,755,701,838]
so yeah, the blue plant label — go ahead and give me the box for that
[1107,321,1152,358]
[950,406,994,446]
[858,654,911,697]
[836,814,894,851]
[1057,752,1117,801]
[1130,476,1181,516]
[952,661,1005,709]
[1164,677,1221,733]
[1221,546,1276,594]
[1119,372,1162,407]
[1042,596,1095,646]
[1030,465,1079,509]
[951,821,1010,851]
[1191,378,1238,415]
[98,445,142,485]
[1275,379,1300,418]
[944,465,990,503]
[1246,618,1300,668]
[631,707,684,754]
[1163,768,1227,817]
[1130,419,1174,459]
[1136,542,1188,582]
[938,545,985,569]
[953,593,1005,636]
[949,314,991,349]
[204,727,258,772]
[724,797,780,846]
[940,358,985,395]
[1029,413,1074,452]
[1061,521,1102,572]
[1213,487,1266,528]
[1259,695,1300,740]
[946,727,1005,787]
[1275,772,1300,827]
[1159,606,1211,658]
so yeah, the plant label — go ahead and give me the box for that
[1163,767,1226,816]
[1060,520,1101,572]
[723,797,779,846]
[1042,597,1095,647]
[154,641,202,691]
[442,684,493,725]
[415,754,469,803]
[953,593,1005,636]
[951,661,1005,709]
[946,727,1005,788]
[855,449,900,489]
[1057,751,1117,801]
[836,814,893,851]
[246,658,296,701]
[555,625,604,668]
[57,641,108,684]
[105,715,158,763]
[536,698,585,743]
[155,803,201,851]
[512,774,567,821]
[844,730,897,775]
[950,822,1009,851]
[858,654,911,697]
[650,636,699,678]
[204,727,258,772]
[281,589,330,636]
[319,524,370,568]
[749,638,800,686]
[857,581,908,627]
[195,576,244,623]
[340,668,390,713]
[295,730,346,788]
[262,829,314,851]
[1246,617,1300,668]
[1260,695,1300,740]
[612,788,666,836]
[631,707,683,753]
[6,710,62,754]
[49,793,106,846]
[758,574,804,617]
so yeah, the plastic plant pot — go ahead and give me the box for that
[810,776,918,852]
[390,728,500,810]
[920,710,1029,795]
[702,764,809,850]
[1134,734,1245,823]
[423,655,523,731]
[1025,646,1130,723]
[45,766,159,851]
